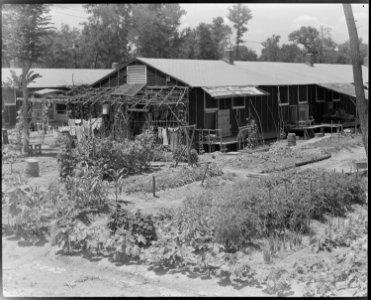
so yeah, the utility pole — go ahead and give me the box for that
[342,4,368,159]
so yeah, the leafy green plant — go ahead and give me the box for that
[2,183,53,241]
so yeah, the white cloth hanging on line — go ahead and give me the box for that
[162,127,168,146]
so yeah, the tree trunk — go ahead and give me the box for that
[21,64,31,154]
[342,4,368,160]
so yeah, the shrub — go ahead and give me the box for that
[57,130,155,180]
[107,206,157,248]
[2,183,53,241]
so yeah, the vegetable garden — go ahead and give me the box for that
[2,132,368,297]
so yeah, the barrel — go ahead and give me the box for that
[287,133,296,147]
[25,159,39,177]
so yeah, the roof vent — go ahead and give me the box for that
[223,49,234,65]
[112,62,119,70]
[305,53,314,67]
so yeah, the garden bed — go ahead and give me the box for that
[2,132,368,297]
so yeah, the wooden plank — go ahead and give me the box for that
[127,108,149,112]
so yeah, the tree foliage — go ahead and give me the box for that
[234,45,258,61]
[132,4,185,58]
[2,4,54,68]
[227,4,253,59]
[195,23,219,59]
[38,24,81,68]
[2,4,53,153]
[288,26,320,57]
[80,4,133,68]
[211,17,232,58]
[260,35,281,62]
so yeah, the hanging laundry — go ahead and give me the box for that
[168,127,179,151]
[158,126,163,142]
[91,118,102,130]
[162,127,169,146]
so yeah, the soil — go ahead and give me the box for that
[2,132,367,297]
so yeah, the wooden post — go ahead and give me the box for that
[152,175,156,197]
[201,162,210,186]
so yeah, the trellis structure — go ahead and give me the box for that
[56,85,190,140]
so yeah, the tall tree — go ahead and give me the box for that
[260,35,281,61]
[288,26,320,61]
[227,4,253,60]
[211,17,232,58]
[38,24,82,68]
[343,4,368,159]
[278,43,303,62]
[177,27,197,59]
[316,26,339,63]
[337,38,368,64]
[195,23,219,59]
[132,4,185,58]
[81,4,133,68]
[2,4,53,153]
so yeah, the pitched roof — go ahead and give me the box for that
[234,62,369,86]
[136,57,369,87]
[317,82,368,100]
[1,68,113,89]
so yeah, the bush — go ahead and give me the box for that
[107,206,157,248]
[57,130,155,180]
[2,182,54,241]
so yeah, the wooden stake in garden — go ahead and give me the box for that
[152,175,156,197]
[201,162,211,186]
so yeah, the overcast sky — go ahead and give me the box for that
[49,3,369,55]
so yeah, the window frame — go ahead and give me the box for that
[315,86,326,103]
[332,91,341,102]
[278,85,289,106]
[232,97,245,109]
[298,85,309,104]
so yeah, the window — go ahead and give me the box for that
[2,89,16,106]
[316,86,325,102]
[232,97,245,109]
[298,85,308,103]
[56,103,67,115]
[278,86,289,105]
[333,91,340,102]
[204,112,216,129]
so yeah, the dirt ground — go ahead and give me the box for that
[2,133,368,297]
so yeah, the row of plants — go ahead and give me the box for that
[2,166,367,293]
[123,162,223,194]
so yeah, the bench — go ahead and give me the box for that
[27,144,42,156]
